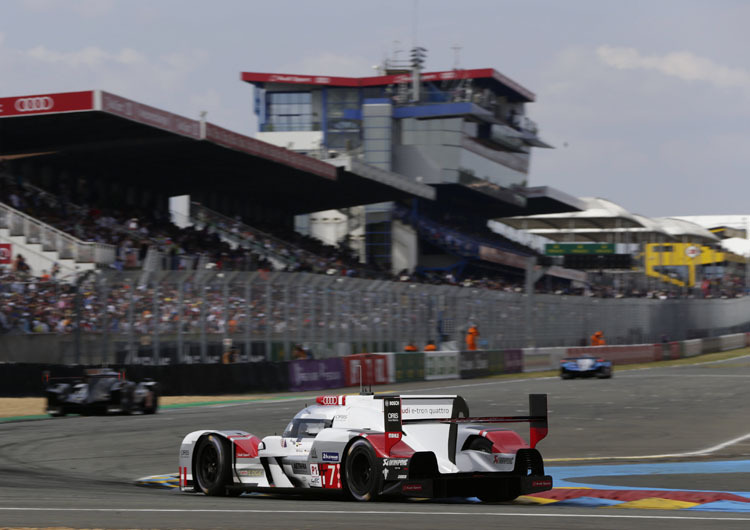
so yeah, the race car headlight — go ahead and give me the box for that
[258,441,265,450]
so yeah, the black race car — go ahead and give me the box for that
[45,369,159,416]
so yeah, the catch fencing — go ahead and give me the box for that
[4,269,750,365]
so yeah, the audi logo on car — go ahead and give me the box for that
[14,96,54,112]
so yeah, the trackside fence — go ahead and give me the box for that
[4,270,750,366]
[2,332,749,397]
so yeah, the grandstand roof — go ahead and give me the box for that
[497,197,722,245]
[0,90,434,214]
[655,218,721,245]
[499,197,642,230]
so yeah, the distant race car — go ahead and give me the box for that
[45,368,159,416]
[178,393,552,502]
[560,355,613,379]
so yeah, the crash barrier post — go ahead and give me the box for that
[342,353,389,387]
[424,351,460,380]
[681,339,703,357]
[287,358,345,392]
[719,333,745,352]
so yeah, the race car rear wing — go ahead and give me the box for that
[398,394,549,449]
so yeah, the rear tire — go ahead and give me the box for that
[467,438,520,503]
[194,435,232,496]
[343,439,381,501]
[143,388,159,414]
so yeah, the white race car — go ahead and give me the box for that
[178,393,552,502]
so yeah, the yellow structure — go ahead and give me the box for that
[644,242,744,287]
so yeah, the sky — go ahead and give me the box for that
[0,0,748,217]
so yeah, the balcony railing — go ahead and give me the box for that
[0,201,115,265]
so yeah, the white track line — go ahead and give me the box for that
[0,507,747,521]
[548,431,750,462]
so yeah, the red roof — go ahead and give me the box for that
[241,68,535,102]
[0,89,337,180]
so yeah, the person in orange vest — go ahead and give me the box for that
[466,324,479,351]
[404,341,418,352]
[423,340,437,352]
[590,331,606,346]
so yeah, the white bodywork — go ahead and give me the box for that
[179,394,521,493]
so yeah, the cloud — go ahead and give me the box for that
[596,46,750,91]
[25,45,146,68]
[21,0,116,17]
[280,52,374,77]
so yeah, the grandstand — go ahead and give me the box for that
[2,66,747,362]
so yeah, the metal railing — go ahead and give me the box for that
[7,269,749,365]
[0,201,116,264]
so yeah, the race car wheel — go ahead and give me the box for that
[467,436,494,453]
[467,438,519,502]
[343,439,381,501]
[143,388,159,415]
[48,404,66,417]
[194,435,232,496]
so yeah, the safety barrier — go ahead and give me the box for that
[424,351,460,380]
[522,347,567,372]
[288,358,344,392]
[565,344,657,365]
[3,332,749,397]
[342,354,389,387]
[719,333,746,352]
[682,339,703,357]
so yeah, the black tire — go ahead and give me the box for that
[194,435,232,496]
[467,436,494,453]
[47,402,66,417]
[466,437,519,503]
[560,371,572,380]
[143,388,159,415]
[343,439,381,501]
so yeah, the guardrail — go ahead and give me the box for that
[0,201,115,264]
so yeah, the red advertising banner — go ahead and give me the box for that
[205,123,337,180]
[0,243,12,264]
[343,353,389,387]
[0,91,94,118]
[242,68,535,101]
[100,91,200,139]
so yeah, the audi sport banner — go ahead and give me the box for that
[288,358,344,392]
[0,243,11,264]
[100,91,201,139]
[0,91,94,118]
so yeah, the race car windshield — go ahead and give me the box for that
[283,418,332,439]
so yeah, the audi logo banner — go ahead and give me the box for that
[0,90,93,117]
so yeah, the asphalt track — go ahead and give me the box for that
[1,353,750,529]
